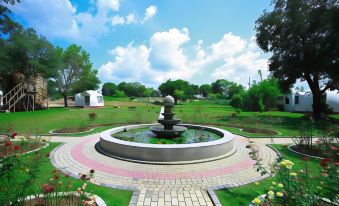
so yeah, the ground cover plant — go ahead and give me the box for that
[0,134,132,206]
[216,144,327,206]
[0,99,338,137]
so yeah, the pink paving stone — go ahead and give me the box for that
[70,136,255,180]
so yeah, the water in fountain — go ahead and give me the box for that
[149,95,187,138]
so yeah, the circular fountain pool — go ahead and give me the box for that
[97,123,234,164]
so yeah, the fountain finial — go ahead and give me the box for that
[149,95,187,138]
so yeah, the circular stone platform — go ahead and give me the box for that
[98,124,234,164]
[50,134,277,206]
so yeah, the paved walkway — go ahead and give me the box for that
[49,134,280,206]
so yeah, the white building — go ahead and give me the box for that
[0,90,3,107]
[280,90,339,113]
[75,90,104,108]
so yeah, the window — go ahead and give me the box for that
[285,97,289,104]
[97,96,103,103]
[295,96,299,104]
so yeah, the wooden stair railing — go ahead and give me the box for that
[1,82,36,112]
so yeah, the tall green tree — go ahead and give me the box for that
[0,27,58,93]
[211,79,244,99]
[158,79,193,103]
[199,84,212,97]
[102,82,118,96]
[256,0,339,119]
[53,44,99,107]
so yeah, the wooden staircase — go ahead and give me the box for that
[0,82,36,113]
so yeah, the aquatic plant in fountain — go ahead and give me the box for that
[149,95,187,138]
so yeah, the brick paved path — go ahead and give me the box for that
[50,134,277,206]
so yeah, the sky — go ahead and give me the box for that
[7,0,276,89]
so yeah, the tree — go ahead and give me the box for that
[199,84,212,97]
[255,0,339,119]
[117,82,147,97]
[54,44,97,107]
[102,82,118,96]
[158,79,193,103]
[211,79,244,99]
[174,90,185,103]
[72,69,100,94]
[0,27,58,93]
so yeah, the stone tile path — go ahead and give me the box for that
[50,133,278,205]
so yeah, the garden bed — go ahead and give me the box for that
[240,127,279,135]
[0,141,45,157]
[51,127,95,134]
[289,144,339,160]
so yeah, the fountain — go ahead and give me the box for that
[149,95,187,138]
[97,96,235,163]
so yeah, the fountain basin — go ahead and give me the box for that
[97,124,234,164]
[149,125,187,138]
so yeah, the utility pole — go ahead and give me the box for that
[248,76,251,89]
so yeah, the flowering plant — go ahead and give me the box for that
[248,139,338,206]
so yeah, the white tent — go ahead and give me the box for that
[0,90,3,107]
[281,90,339,113]
[75,90,104,107]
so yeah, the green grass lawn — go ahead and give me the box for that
[216,144,322,206]
[0,98,337,137]
[12,142,132,206]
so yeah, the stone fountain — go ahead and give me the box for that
[149,95,187,138]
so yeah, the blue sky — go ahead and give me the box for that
[8,0,275,88]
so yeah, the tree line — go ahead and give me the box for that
[0,0,100,107]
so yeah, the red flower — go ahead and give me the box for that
[80,174,87,180]
[42,183,55,193]
[5,141,12,147]
[320,158,330,167]
[14,145,20,150]
[333,160,339,166]
[10,132,17,138]
[53,175,59,180]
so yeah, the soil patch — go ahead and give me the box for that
[52,127,93,134]
[240,127,279,135]
[24,196,95,206]
[0,142,44,157]
[290,144,338,159]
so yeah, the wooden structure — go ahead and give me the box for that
[0,73,48,112]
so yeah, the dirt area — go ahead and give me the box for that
[48,99,75,107]
[24,196,96,206]
[0,142,44,157]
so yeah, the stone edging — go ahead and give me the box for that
[24,192,106,206]
[288,144,324,160]
[239,128,282,136]
[207,189,222,206]
[207,143,281,206]
[49,128,96,135]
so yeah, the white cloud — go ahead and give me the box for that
[96,0,120,12]
[111,15,125,25]
[126,14,137,24]
[142,5,157,23]
[98,28,269,87]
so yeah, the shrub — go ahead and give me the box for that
[88,112,97,122]
[230,95,243,109]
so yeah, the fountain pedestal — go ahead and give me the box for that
[150,95,187,138]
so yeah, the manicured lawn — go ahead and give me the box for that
[0,106,159,134]
[0,98,337,137]
[215,144,322,206]
[15,142,132,206]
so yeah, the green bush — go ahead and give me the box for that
[230,95,243,109]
